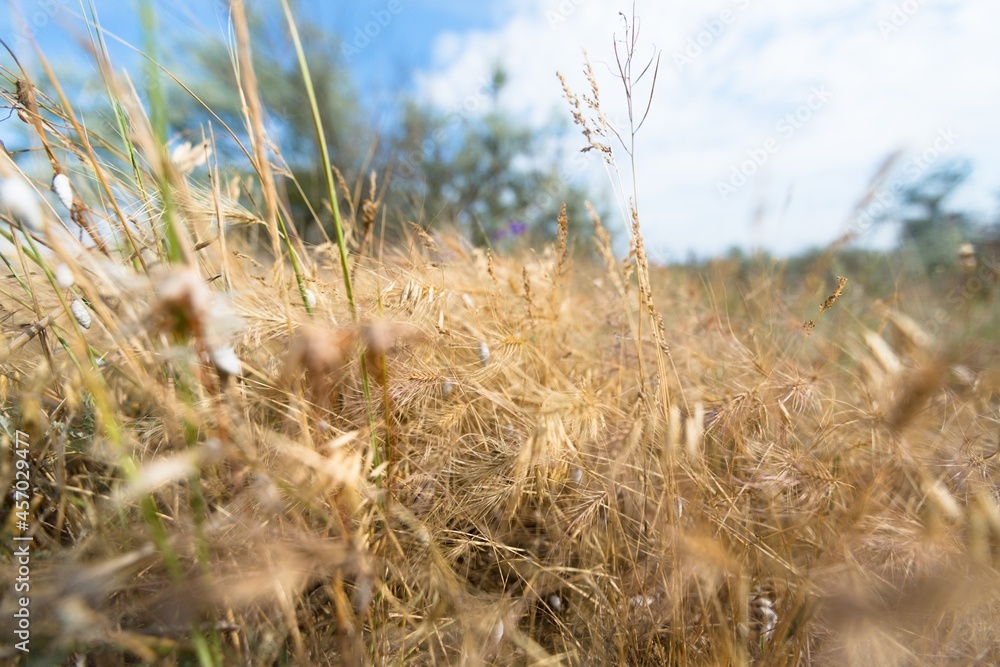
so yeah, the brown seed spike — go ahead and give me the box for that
[522,266,534,321]
[556,203,570,279]
[805,276,848,336]
[819,276,848,316]
[486,249,498,286]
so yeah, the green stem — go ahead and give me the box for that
[280,0,356,320]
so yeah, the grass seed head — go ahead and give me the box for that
[170,140,213,174]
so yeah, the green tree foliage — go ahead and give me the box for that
[168,14,363,170]
[388,67,597,248]
[163,11,364,243]
[165,15,598,250]
[894,160,974,273]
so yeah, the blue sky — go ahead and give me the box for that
[3,0,999,259]
[2,1,488,102]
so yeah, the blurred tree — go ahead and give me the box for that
[163,7,365,242]
[859,160,974,275]
[896,160,973,272]
[168,11,364,165]
[980,194,1000,263]
[166,15,600,249]
[384,66,599,249]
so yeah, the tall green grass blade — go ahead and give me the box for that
[279,0,356,320]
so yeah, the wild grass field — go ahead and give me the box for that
[1,3,1000,666]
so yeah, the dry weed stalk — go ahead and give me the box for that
[560,11,673,419]
[804,275,848,335]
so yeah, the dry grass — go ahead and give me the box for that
[1,10,1000,667]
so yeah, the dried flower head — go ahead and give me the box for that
[152,268,214,340]
[360,321,424,385]
[283,326,358,406]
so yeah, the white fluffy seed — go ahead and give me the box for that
[54,263,75,289]
[0,176,43,233]
[441,378,454,398]
[51,173,74,212]
[304,288,317,309]
[752,596,778,639]
[70,299,91,329]
[478,341,490,366]
[490,620,504,644]
[209,345,242,381]
[629,594,654,608]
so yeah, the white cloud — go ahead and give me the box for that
[413,0,1000,257]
